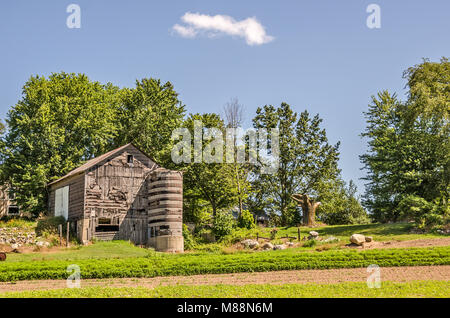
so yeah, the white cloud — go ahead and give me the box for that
[171,12,274,46]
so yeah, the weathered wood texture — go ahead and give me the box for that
[48,173,85,221]
[48,144,183,247]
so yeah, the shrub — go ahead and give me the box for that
[237,210,256,229]
[212,210,235,240]
[35,216,66,236]
[270,228,278,240]
[302,239,317,248]
[182,224,196,250]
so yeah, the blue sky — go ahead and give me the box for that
[0,0,449,193]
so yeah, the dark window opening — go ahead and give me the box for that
[7,206,19,215]
[95,225,119,232]
[98,218,111,225]
[8,190,15,200]
[127,155,134,164]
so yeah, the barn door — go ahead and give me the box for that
[55,186,69,220]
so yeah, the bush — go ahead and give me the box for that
[270,228,278,240]
[237,210,256,229]
[212,210,235,240]
[182,224,196,250]
[35,216,66,236]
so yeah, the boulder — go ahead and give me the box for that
[309,231,319,237]
[241,239,259,249]
[350,234,366,245]
[323,236,339,243]
[286,242,294,247]
[261,242,274,250]
[273,244,286,250]
[365,236,373,242]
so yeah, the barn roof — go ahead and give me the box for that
[48,143,157,186]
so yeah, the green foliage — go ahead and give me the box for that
[397,195,447,229]
[269,228,278,240]
[0,73,185,216]
[182,224,196,250]
[0,246,448,282]
[250,103,340,226]
[318,179,370,225]
[181,113,238,217]
[3,280,449,298]
[237,210,255,229]
[212,210,235,239]
[113,78,185,166]
[361,58,449,225]
[302,239,317,248]
[35,216,66,236]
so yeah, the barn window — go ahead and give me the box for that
[127,155,134,164]
[7,206,19,215]
[7,189,15,200]
[54,186,69,220]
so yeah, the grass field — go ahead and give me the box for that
[1,245,449,282]
[2,281,448,298]
[222,222,444,246]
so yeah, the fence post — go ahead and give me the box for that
[257,233,259,241]
[66,222,70,247]
[59,224,62,246]
[298,228,301,241]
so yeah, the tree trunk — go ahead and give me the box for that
[292,194,321,226]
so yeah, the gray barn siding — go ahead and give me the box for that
[48,173,85,221]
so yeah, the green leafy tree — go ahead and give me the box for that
[212,209,235,239]
[0,73,120,216]
[361,58,449,225]
[114,78,185,166]
[251,103,340,226]
[317,179,370,225]
[237,209,256,229]
[181,113,238,217]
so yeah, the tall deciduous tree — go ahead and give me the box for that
[0,73,120,216]
[361,58,449,225]
[222,98,251,218]
[181,113,237,217]
[251,103,340,226]
[114,78,185,166]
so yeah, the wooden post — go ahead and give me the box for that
[298,228,301,241]
[59,224,62,246]
[257,233,259,241]
[66,222,70,247]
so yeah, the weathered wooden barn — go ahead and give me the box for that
[48,143,183,252]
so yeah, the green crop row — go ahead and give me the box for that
[2,280,449,298]
[0,246,449,282]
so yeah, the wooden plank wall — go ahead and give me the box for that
[84,146,158,244]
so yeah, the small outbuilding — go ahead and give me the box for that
[48,143,183,252]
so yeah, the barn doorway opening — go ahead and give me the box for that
[95,217,119,232]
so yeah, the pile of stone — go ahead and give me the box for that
[0,227,49,250]
[349,233,373,246]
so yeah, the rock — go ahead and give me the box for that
[323,236,339,243]
[241,239,259,249]
[309,231,319,237]
[10,243,19,252]
[286,242,294,247]
[36,241,45,247]
[273,244,286,250]
[350,234,366,246]
[261,242,274,250]
[365,236,373,242]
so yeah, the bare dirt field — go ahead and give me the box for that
[1,265,449,293]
